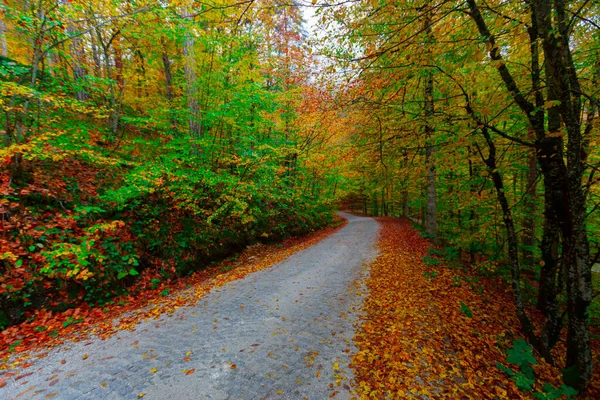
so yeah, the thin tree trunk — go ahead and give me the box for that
[423,10,436,239]
[69,22,87,101]
[161,49,177,131]
[183,12,202,137]
[0,19,8,57]
[477,128,544,356]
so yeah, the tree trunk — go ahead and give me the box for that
[477,128,543,356]
[69,22,87,101]
[161,49,178,131]
[423,10,436,239]
[522,145,537,267]
[468,0,593,387]
[532,0,592,388]
[183,13,202,137]
[0,19,8,57]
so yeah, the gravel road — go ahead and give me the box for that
[1,212,379,400]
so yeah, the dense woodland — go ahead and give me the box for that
[1,0,599,395]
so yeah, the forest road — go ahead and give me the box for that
[1,212,379,400]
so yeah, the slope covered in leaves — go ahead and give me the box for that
[352,218,600,399]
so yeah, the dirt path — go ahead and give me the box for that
[1,213,379,400]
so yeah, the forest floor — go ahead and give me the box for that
[353,217,600,399]
[2,213,600,399]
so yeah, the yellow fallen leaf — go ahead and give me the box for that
[101,382,107,387]
[138,394,145,398]
[277,390,283,395]
[333,362,339,371]
[82,354,88,360]
[150,368,157,374]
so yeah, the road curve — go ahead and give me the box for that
[1,212,379,400]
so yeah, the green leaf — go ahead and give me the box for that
[129,268,139,276]
[514,372,535,391]
[117,271,128,280]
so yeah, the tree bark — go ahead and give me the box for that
[183,12,202,137]
[69,22,87,101]
[0,19,8,57]
[423,10,436,239]
[531,0,592,388]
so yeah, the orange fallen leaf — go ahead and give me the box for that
[230,364,237,369]
[185,369,195,375]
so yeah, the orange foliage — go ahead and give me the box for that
[352,218,600,399]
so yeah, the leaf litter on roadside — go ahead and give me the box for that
[351,217,600,399]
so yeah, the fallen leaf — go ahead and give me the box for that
[185,369,195,375]
[150,368,157,374]
[82,354,88,360]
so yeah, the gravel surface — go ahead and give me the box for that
[1,212,379,400]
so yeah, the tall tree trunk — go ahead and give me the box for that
[0,19,8,57]
[468,0,592,387]
[477,128,544,356]
[522,145,537,267]
[69,22,87,101]
[183,13,202,137]
[423,10,436,239]
[532,0,592,388]
[161,49,177,131]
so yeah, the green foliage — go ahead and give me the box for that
[533,383,578,400]
[497,339,578,397]
[423,271,438,281]
[459,301,473,318]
